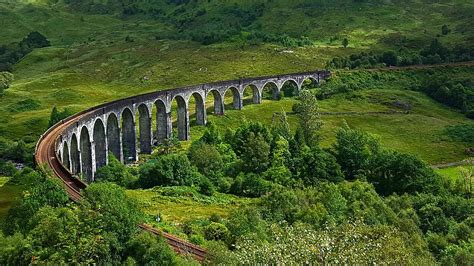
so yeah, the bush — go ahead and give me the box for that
[125,232,176,265]
[199,178,215,196]
[295,147,344,184]
[230,173,272,197]
[369,151,444,195]
[204,222,230,242]
[0,71,13,95]
[95,153,137,188]
[138,153,202,188]
[188,141,223,179]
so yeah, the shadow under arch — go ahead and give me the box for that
[154,99,169,142]
[261,81,280,100]
[80,126,93,183]
[224,86,242,110]
[190,92,206,126]
[137,104,152,154]
[107,113,121,162]
[280,79,299,97]
[243,84,261,105]
[93,118,107,170]
[70,133,80,175]
[62,141,70,171]
[206,90,224,116]
[121,107,137,163]
[173,95,189,141]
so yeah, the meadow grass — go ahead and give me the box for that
[126,186,254,225]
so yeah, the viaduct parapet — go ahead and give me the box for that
[51,70,330,182]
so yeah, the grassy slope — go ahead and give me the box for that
[126,187,254,236]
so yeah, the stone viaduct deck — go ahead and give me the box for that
[47,70,330,182]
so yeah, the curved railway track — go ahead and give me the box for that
[35,109,207,262]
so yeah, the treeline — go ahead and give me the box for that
[327,39,474,69]
[0,32,50,71]
[423,78,474,119]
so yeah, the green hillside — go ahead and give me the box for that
[0,1,473,264]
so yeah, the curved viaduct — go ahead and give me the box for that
[42,70,330,183]
[35,69,329,259]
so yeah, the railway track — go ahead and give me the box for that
[35,111,207,262]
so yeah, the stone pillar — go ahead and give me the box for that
[166,111,173,139]
[195,96,206,126]
[214,92,225,115]
[91,139,96,181]
[253,87,262,104]
[139,114,152,154]
[233,91,243,110]
[177,102,190,141]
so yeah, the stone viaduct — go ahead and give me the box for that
[54,70,330,182]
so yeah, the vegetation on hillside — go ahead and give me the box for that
[91,93,473,264]
[0,0,472,264]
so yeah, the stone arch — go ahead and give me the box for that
[301,77,318,90]
[93,119,107,170]
[137,104,152,154]
[121,107,137,163]
[173,95,189,141]
[261,81,280,100]
[243,84,261,105]
[62,141,70,171]
[155,99,169,142]
[80,126,93,183]
[207,90,224,115]
[224,86,242,110]
[191,92,206,126]
[281,79,300,97]
[70,134,80,175]
[107,113,121,161]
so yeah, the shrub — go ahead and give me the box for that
[138,154,202,188]
[95,153,137,188]
[204,222,230,242]
[0,71,13,95]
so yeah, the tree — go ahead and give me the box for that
[271,111,292,141]
[155,137,181,155]
[292,90,322,146]
[20,31,51,49]
[48,106,73,127]
[0,71,13,95]
[200,122,222,144]
[188,141,224,179]
[342,38,349,48]
[138,154,202,188]
[239,132,271,173]
[368,151,444,195]
[333,122,380,179]
[125,232,176,265]
[382,51,398,66]
[4,169,69,235]
[296,147,344,184]
[83,183,143,245]
[94,153,137,187]
[230,121,271,157]
[441,24,450,35]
